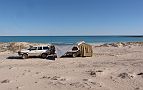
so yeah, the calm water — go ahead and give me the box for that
[0,36,143,44]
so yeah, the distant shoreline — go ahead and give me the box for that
[0,35,142,37]
[0,36,142,43]
[0,41,143,44]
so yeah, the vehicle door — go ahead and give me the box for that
[36,46,45,56]
[43,46,50,54]
[28,47,38,56]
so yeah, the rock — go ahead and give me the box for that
[83,79,88,81]
[137,73,143,78]
[1,79,10,83]
[50,76,60,80]
[137,73,143,75]
[118,73,130,79]
[135,87,140,90]
[40,76,50,79]
[89,71,96,77]
[96,70,103,72]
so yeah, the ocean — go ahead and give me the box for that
[0,36,143,44]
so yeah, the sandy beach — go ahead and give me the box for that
[0,42,143,90]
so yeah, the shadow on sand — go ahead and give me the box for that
[7,56,23,59]
[6,56,56,60]
[6,56,43,59]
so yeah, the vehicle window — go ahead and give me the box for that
[43,46,49,50]
[72,47,78,50]
[30,47,37,50]
[38,47,42,50]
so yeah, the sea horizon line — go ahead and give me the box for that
[0,35,142,37]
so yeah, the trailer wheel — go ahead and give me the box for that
[72,53,77,58]
[22,54,28,59]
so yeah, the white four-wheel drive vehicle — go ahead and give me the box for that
[18,46,50,59]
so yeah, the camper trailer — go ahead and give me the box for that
[53,41,93,58]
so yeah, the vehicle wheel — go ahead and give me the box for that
[22,54,28,59]
[72,53,77,58]
[41,53,47,59]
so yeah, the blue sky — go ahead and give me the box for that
[0,0,143,36]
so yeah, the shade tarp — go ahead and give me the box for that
[54,44,74,58]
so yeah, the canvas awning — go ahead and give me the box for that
[54,44,75,58]
[53,41,93,58]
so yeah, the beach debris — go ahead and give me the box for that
[35,72,41,74]
[90,71,96,76]
[69,81,100,89]
[96,70,103,72]
[137,73,143,75]
[83,79,88,81]
[134,87,140,90]
[118,73,129,79]
[59,78,66,81]
[86,70,97,77]
[40,76,50,79]
[1,79,10,83]
[52,81,66,86]
[137,73,143,78]
[42,76,48,79]
[90,81,97,85]
[16,86,22,90]
[35,81,38,83]
[118,73,131,79]
[69,82,85,88]
[8,66,13,69]
[50,76,60,80]
[87,70,96,77]
[24,69,31,72]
